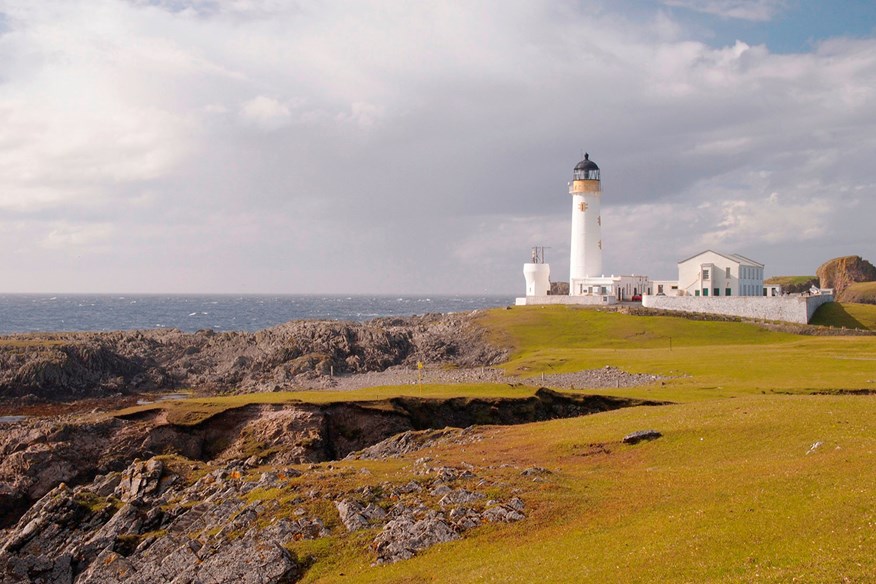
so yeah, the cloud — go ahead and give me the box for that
[0,0,873,293]
[42,222,116,251]
[239,96,293,130]
[662,0,788,22]
[698,193,831,248]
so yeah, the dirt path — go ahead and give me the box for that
[302,365,666,391]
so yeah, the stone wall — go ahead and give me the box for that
[642,293,834,324]
[515,295,617,306]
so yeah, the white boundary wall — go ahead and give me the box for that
[642,293,834,324]
[516,295,617,306]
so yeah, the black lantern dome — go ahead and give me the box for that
[573,153,600,181]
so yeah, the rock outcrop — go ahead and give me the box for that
[0,313,506,402]
[0,390,665,530]
[817,255,876,299]
[0,431,537,582]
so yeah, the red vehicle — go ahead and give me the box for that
[631,294,642,301]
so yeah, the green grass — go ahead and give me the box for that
[300,395,876,583]
[95,305,876,582]
[810,302,876,331]
[478,306,876,399]
[113,384,544,425]
[480,305,796,351]
[839,282,876,305]
[110,305,876,424]
[764,275,817,288]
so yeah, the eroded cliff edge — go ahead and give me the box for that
[0,390,667,583]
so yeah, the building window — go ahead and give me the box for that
[726,288,731,296]
[714,288,720,297]
[657,284,664,294]
[703,269,710,281]
[703,288,709,296]
[763,289,767,296]
[695,290,700,297]
[726,267,731,278]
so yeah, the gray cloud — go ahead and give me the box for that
[0,1,874,293]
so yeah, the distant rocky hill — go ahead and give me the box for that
[816,256,876,300]
[0,313,506,402]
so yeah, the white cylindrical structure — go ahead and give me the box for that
[523,263,551,296]
[569,153,602,290]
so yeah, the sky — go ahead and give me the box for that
[1,0,875,294]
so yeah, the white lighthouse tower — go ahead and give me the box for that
[516,151,651,307]
[569,153,602,293]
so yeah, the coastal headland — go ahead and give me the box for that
[1,304,875,582]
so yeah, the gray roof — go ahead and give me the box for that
[677,249,764,267]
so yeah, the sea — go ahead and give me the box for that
[0,294,516,335]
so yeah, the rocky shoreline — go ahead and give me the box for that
[0,312,507,404]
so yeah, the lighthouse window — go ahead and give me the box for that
[702,269,710,281]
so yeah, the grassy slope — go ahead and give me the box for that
[479,305,876,399]
[105,305,876,581]
[332,395,876,583]
[810,301,876,331]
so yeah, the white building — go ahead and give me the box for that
[652,279,680,297]
[523,247,551,296]
[676,250,764,297]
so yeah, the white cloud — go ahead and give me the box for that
[42,222,116,252]
[662,0,788,22]
[239,96,293,130]
[0,0,873,293]
[699,193,831,248]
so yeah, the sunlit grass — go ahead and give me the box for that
[305,395,876,583]
[477,306,876,399]
[98,305,876,581]
[810,301,876,331]
[113,383,545,425]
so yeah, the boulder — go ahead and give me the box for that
[373,513,458,564]
[335,499,385,532]
[623,429,662,444]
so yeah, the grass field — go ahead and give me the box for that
[310,394,876,583]
[810,301,876,331]
[107,305,876,582]
[479,305,876,400]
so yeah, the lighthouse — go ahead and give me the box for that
[516,151,651,307]
[569,153,602,290]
